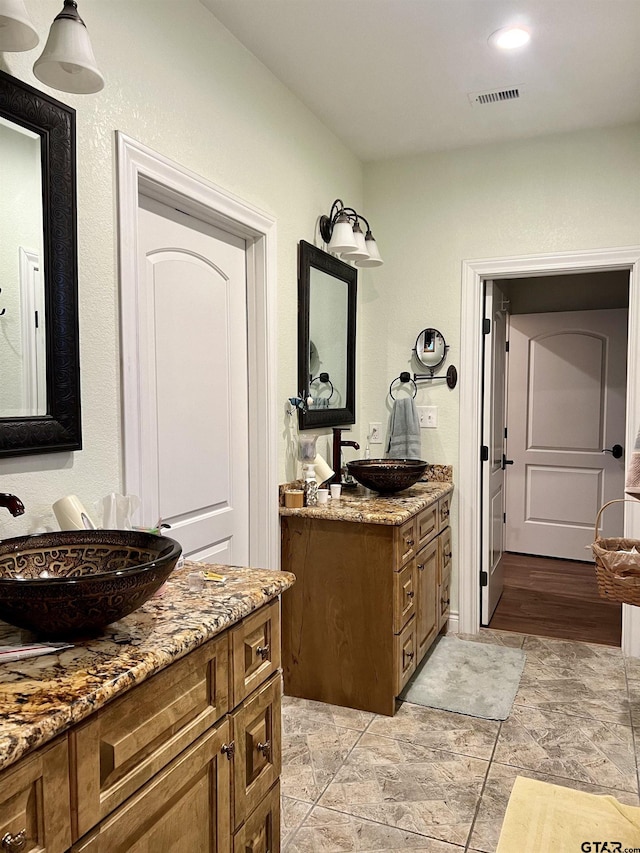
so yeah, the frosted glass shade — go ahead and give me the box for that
[341,223,370,261]
[356,233,384,267]
[34,4,104,94]
[327,213,359,254]
[0,0,39,51]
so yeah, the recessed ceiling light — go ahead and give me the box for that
[489,26,531,50]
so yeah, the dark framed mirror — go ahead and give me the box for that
[0,70,81,457]
[298,240,356,429]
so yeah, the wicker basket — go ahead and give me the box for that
[592,499,640,606]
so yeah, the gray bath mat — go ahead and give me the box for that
[400,635,526,720]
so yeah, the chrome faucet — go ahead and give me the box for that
[332,428,360,485]
[0,493,25,517]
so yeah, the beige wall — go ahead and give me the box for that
[359,122,640,609]
[0,0,362,539]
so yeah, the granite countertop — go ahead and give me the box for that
[280,479,453,526]
[0,561,294,773]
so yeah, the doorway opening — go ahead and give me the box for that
[458,246,640,658]
[481,270,629,646]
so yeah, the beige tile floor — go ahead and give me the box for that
[280,629,640,852]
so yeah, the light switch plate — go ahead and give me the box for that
[418,406,438,428]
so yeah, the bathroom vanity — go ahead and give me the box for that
[280,474,453,716]
[0,562,294,853]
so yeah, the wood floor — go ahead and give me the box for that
[487,552,622,646]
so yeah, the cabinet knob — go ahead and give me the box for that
[221,741,235,760]
[257,740,271,758]
[405,650,414,662]
[2,831,26,853]
[406,538,415,547]
[417,563,424,571]
[257,644,270,660]
[444,550,452,560]
[406,590,415,599]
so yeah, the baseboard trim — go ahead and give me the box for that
[445,612,459,634]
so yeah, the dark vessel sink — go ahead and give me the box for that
[0,529,182,638]
[347,458,428,494]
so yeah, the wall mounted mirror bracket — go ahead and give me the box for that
[389,327,458,398]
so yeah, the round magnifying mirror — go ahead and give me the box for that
[415,328,447,370]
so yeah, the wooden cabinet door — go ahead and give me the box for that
[416,538,438,660]
[0,738,70,853]
[231,675,281,830]
[71,720,231,853]
[233,782,280,853]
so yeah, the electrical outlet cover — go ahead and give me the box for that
[369,422,383,444]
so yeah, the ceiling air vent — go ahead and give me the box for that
[468,87,521,106]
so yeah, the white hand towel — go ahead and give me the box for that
[387,397,422,459]
[625,425,640,499]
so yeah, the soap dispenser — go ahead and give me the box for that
[303,463,318,506]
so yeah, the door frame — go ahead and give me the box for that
[459,246,640,657]
[116,132,278,570]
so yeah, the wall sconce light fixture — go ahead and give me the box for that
[319,199,384,268]
[0,0,104,94]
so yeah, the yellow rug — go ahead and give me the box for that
[497,776,640,852]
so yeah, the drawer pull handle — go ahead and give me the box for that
[2,831,26,852]
[406,590,415,599]
[257,644,270,660]
[257,740,271,758]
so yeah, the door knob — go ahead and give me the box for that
[603,444,624,459]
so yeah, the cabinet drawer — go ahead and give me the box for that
[231,674,281,830]
[71,632,229,839]
[72,720,231,853]
[0,737,70,853]
[233,781,280,853]
[439,565,451,630]
[394,518,416,567]
[394,616,417,695]
[439,526,452,584]
[231,600,280,706]
[416,503,438,550]
[393,560,416,632]
[438,494,451,532]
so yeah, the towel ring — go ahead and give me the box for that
[310,372,334,400]
[389,372,417,400]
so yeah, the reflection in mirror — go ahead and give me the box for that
[298,241,356,429]
[308,267,348,409]
[415,328,447,370]
[0,116,47,417]
[0,70,81,457]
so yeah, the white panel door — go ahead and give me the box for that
[137,195,249,564]
[506,309,627,560]
[481,281,509,624]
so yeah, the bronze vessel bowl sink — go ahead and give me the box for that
[0,529,182,638]
[347,458,428,494]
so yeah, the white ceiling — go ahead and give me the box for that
[201,0,640,162]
